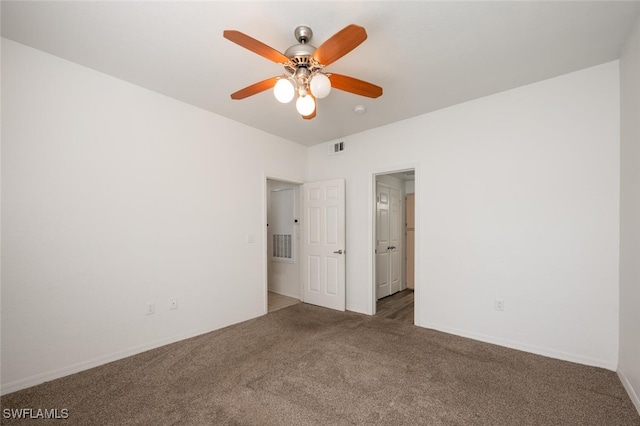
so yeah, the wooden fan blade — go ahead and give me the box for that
[223,30,290,64]
[328,73,383,98]
[302,95,317,120]
[312,24,367,66]
[230,77,279,100]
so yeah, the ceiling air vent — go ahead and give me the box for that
[328,140,345,155]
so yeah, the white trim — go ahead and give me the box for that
[423,322,618,371]
[346,305,369,315]
[0,315,263,396]
[618,368,640,415]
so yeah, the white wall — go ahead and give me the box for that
[267,179,301,299]
[308,61,621,369]
[618,16,640,413]
[0,39,306,393]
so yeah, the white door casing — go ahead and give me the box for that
[302,178,346,311]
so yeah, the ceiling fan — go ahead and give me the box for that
[223,24,383,120]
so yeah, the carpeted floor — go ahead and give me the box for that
[2,303,639,425]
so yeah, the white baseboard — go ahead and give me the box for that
[1,312,263,396]
[421,322,617,371]
[346,305,369,315]
[618,368,640,416]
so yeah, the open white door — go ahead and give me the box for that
[375,183,391,299]
[376,183,402,300]
[302,178,346,311]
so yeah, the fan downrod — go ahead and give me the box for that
[294,26,313,44]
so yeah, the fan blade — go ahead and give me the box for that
[312,24,367,66]
[223,30,290,64]
[230,77,279,100]
[328,74,383,98]
[302,95,317,120]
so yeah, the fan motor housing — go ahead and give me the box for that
[283,26,322,75]
[284,43,315,59]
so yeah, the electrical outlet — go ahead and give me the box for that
[495,299,505,311]
[146,302,155,315]
[169,298,177,310]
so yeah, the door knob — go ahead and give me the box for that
[333,250,343,254]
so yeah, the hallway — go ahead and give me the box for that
[375,289,414,324]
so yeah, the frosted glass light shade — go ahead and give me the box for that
[309,73,331,98]
[296,94,316,116]
[273,78,295,103]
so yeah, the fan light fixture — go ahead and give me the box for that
[223,24,383,120]
[274,72,331,116]
[273,78,295,103]
[296,93,316,115]
[273,72,331,116]
[310,73,331,98]
[274,73,331,111]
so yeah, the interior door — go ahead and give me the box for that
[376,182,402,300]
[375,184,391,299]
[302,178,346,311]
[389,187,402,294]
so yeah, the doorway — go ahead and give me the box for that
[266,178,302,312]
[264,177,347,314]
[372,169,416,324]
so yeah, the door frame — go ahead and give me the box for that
[369,165,420,325]
[262,174,304,315]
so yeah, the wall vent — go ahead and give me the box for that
[272,234,293,260]
[328,140,345,155]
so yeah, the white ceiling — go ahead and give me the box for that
[2,1,639,146]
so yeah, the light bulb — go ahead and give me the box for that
[309,73,331,99]
[273,78,294,103]
[296,94,316,116]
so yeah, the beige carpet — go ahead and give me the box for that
[2,303,639,425]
